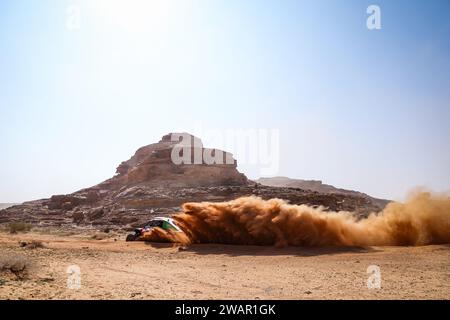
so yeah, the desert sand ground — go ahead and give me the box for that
[0,231,449,300]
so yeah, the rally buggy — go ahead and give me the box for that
[125,217,182,241]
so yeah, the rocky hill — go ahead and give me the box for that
[0,133,388,230]
[106,133,248,188]
[256,177,389,208]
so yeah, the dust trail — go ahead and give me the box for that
[142,191,450,246]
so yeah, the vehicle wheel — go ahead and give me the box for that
[126,234,136,242]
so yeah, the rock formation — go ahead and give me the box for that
[0,133,388,230]
[104,133,248,189]
[256,177,389,208]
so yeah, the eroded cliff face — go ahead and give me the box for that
[0,133,387,230]
[101,133,248,189]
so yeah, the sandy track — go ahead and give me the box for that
[0,232,449,299]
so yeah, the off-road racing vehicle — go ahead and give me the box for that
[125,217,182,241]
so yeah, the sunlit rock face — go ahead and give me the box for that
[107,133,248,188]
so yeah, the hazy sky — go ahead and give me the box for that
[1,0,450,202]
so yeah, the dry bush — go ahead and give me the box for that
[0,254,32,279]
[8,222,32,234]
[19,240,44,249]
[28,240,44,249]
[91,233,108,240]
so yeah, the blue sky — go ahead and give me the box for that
[1,0,450,202]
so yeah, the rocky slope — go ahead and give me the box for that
[256,177,389,208]
[101,132,248,188]
[0,133,388,230]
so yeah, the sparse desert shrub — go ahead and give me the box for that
[91,233,108,240]
[8,222,32,234]
[19,240,44,249]
[28,240,44,249]
[0,254,32,279]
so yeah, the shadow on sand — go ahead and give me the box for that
[144,241,379,257]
